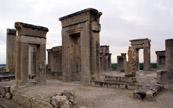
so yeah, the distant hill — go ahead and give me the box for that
[0,64,6,66]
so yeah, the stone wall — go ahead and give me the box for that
[47,46,62,79]
[117,53,126,72]
[100,45,111,72]
[155,51,165,70]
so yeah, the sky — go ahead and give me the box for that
[0,0,173,64]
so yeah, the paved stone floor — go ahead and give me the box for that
[0,79,173,108]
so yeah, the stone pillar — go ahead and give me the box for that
[166,39,173,71]
[6,29,16,73]
[144,47,150,71]
[157,39,173,88]
[135,49,139,71]
[125,46,137,77]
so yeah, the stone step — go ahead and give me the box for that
[104,76,136,83]
[0,75,15,81]
[133,85,162,100]
[91,80,143,90]
[0,72,11,75]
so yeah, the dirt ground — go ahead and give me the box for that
[0,70,172,108]
[2,79,171,108]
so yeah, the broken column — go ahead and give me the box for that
[59,8,102,84]
[15,22,48,86]
[155,51,165,70]
[143,42,150,71]
[157,39,173,88]
[6,29,16,73]
[166,39,173,72]
[117,53,126,72]
[124,46,137,77]
[100,45,112,72]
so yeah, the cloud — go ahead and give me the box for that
[0,0,173,64]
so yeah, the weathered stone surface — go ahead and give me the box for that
[15,22,48,38]
[130,38,151,71]
[125,46,137,77]
[157,39,173,89]
[50,91,78,108]
[6,29,16,73]
[166,39,173,71]
[15,22,48,86]
[133,85,162,100]
[100,45,112,72]
[117,53,126,72]
[156,51,166,70]
[59,8,102,84]
[5,92,12,99]
[47,46,62,80]
[50,95,70,108]
[104,76,136,83]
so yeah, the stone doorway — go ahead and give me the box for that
[15,22,48,86]
[28,45,37,79]
[69,33,81,81]
[130,38,151,71]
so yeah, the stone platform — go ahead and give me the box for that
[0,72,15,81]
[133,85,162,100]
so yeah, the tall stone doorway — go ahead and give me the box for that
[69,33,81,81]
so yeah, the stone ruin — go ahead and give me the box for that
[47,45,112,80]
[155,51,166,70]
[157,39,173,88]
[14,22,49,86]
[59,8,102,84]
[1,8,173,108]
[117,53,126,72]
[100,45,112,72]
[124,38,151,77]
[124,46,137,77]
[6,29,16,73]
[130,38,151,71]
[47,46,62,79]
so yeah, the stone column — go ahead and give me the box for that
[166,39,173,71]
[135,49,139,71]
[144,47,150,71]
[6,29,16,73]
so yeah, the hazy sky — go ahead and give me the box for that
[0,0,173,64]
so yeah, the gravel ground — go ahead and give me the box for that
[13,80,173,108]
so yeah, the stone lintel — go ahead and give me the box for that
[15,22,49,38]
[7,29,16,35]
[100,45,109,48]
[130,38,151,46]
[59,8,102,28]
[121,53,126,56]
[16,36,46,44]
[47,46,62,52]
[59,8,98,21]
[117,56,123,59]
[52,46,62,52]
[156,50,165,55]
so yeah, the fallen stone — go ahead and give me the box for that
[50,95,70,108]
